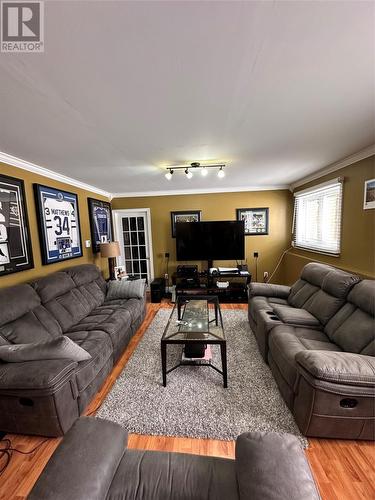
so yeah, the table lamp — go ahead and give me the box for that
[100,241,120,281]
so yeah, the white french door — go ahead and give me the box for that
[113,209,154,284]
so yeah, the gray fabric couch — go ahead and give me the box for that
[28,416,320,500]
[0,265,146,437]
[248,262,375,440]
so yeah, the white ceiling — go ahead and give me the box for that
[0,0,374,196]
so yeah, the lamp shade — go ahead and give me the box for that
[100,241,120,258]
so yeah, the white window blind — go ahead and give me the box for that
[293,179,343,255]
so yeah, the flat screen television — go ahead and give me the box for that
[176,220,245,261]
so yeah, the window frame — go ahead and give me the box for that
[292,178,343,256]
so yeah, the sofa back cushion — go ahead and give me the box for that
[0,284,62,345]
[325,280,375,354]
[33,265,106,332]
[288,262,332,308]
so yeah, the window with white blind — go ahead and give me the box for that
[293,179,343,255]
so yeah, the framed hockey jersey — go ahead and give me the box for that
[88,198,113,253]
[34,184,83,265]
[0,174,33,276]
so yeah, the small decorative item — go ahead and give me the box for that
[363,179,375,210]
[34,184,83,265]
[237,208,269,235]
[100,241,121,280]
[171,210,201,238]
[0,174,33,276]
[88,198,113,253]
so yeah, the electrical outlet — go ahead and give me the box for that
[165,252,170,258]
[254,251,259,258]
[263,271,269,281]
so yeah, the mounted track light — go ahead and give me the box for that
[164,162,227,181]
[165,169,173,180]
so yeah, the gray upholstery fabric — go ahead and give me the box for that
[235,432,319,500]
[296,351,375,386]
[29,417,320,500]
[65,264,103,287]
[0,336,91,363]
[321,268,360,298]
[33,272,76,303]
[348,279,375,316]
[287,280,319,308]
[301,262,333,287]
[272,304,321,328]
[0,284,41,328]
[106,279,146,300]
[28,417,128,500]
[248,282,290,299]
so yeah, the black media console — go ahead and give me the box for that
[172,269,251,304]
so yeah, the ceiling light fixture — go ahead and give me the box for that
[164,162,226,180]
[185,168,193,179]
[165,169,173,180]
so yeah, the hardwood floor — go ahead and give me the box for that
[0,301,374,499]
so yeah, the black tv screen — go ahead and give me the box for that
[176,221,245,261]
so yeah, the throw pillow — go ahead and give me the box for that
[106,279,146,301]
[0,336,92,363]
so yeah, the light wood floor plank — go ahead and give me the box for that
[0,301,373,499]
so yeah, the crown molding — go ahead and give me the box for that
[0,151,112,199]
[112,184,289,198]
[290,145,375,191]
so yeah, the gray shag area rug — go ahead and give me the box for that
[97,309,308,446]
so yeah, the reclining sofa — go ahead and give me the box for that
[0,264,146,437]
[29,416,320,500]
[248,262,375,440]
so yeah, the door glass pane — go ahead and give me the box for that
[131,232,138,245]
[139,246,146,259]
[132,246,139,259]
[138,232,145,245]
[125,261,132,273]
[133,261,140,274]
[124,246,131,259]
[130,217,137,231]
[123,232,130,245]
[140,260,147,273]
[137,217,144,230]
[122,218,129,231]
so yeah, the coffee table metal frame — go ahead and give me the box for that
[161,295,227,388]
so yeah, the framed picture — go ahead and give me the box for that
[171,210,201,238]
[0,174,33,276]
[363,179,375,210]
[236,207,269,235]
[34,184,83,265]
[88,198,113,253]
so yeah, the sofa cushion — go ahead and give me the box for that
[321,268,360,299]
[66,330,113,393]
[0,305,62,345]
[272,305,321,328]
[287,280,320,308]
[348,280,375,316]
[65,264,102,287]
[0,284,41,326]
[0,336,91,363]
[269,325,341,387]
[33,272,76,303]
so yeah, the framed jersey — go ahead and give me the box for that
[34,184,83,265]
[0,174,34,276]
[88,198,113,253]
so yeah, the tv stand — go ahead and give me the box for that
[172,268,251,304]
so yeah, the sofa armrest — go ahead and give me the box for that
[248,282,291,299]
[0,359,78,393]
[236,432,320,500]
[29,417,128,500]
[296,351,375,387]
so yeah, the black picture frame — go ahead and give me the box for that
[236,207,269,235]
[88,197,114,253]
[34,184,83,265]
[171,210,201,238]
[0,174,34,276]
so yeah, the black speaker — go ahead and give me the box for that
[150,278,166,303]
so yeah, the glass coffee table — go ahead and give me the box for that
[161,295,227,388]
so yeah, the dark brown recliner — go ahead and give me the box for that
[0,265,146,437]
[248,262,375,440]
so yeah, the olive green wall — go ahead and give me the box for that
[0,162,110,288]
[111,189,293,283]
[283,155,375,284]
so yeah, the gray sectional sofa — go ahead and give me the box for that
[0,264,146,437]
[29,416,320,500]
[248,262,375,440]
